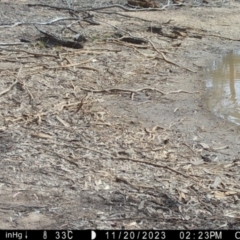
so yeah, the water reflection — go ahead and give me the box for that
[205,50,240,125]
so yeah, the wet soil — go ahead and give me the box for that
[205,50,240,125]
[0,0,240,229]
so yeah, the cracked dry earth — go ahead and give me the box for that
[0,0,240,230]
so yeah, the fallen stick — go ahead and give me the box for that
[148,39,196,73]
[27,3,168,12]
[0,47,58,58]
[80,87,198,95]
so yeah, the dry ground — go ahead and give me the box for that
[0,0,240,229]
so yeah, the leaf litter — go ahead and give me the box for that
[0,0,240,230]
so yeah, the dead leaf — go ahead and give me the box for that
[31,132,53,139]
[211,176,222,189]
[214,191,226,199]
[203,168,212,174]
[104,185,110,190]
[200,142,210,149]
[127,221,138,227]
[225,191,238,196]
[138,200,145,210]
[224,163,234,168]
[95,180,102,186]
[191,159,204,165]
[178,190,186,201]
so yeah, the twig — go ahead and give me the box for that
[27,3,74,11]
[30,17,79,25]
[44,58,94,69]
[41,62,99,72]
[198,33,240,42]
[148,39,196,73]
[0,42,23,46]
[116,176,140,190]
[115,156,197,181]
[106,39,148,49]
[92,19,195,73]
[0,18,81,28]
[78,138,196,180]
[80,87,198,95]
[0,66,22,97]
[23,82,34,101]
[0,22,24,28]
[0,204,47,209]
[98,11,154,22]
[169,90,199,94]
[80,87,166,94]
[0,47,58,58]
[27,4,167,12]
[35,146,79,168]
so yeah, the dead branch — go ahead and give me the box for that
[27,3,167,12]
[0,17,99,29]
[35,26,83,49]
[0,22,24,28]
[106,39,149,49]
[80,87,198,95]
[0,18,78,28]
[80,87,165,95]
[98,11,154,22]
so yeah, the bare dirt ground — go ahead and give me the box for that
[0,0,240,229]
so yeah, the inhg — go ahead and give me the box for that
[6,231,22,240]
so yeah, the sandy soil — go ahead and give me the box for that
[0,0,240,229]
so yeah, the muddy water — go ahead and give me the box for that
[205,50,240,125]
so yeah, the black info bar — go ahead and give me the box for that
[1,230,239,240]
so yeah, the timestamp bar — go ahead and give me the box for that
[103,230,235,240]
[0,230,239,240]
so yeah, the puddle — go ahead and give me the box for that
[205,50,240,125]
